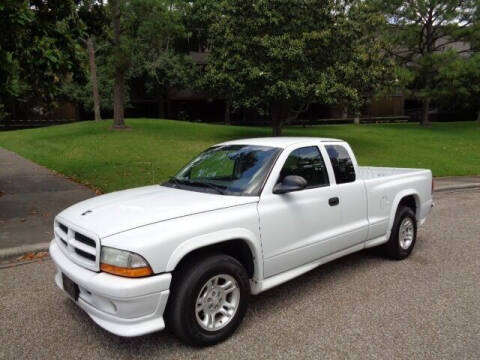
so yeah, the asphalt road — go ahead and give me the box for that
[1,189,479,359]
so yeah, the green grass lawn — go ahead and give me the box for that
[1,119,479,193]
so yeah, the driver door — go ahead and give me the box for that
[258,145,343,278]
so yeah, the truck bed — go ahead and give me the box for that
[357,166,428,181]
[357,166,433,241]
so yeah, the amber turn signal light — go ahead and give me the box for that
[100,263,153,278]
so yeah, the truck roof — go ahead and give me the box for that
[219,137,343,149]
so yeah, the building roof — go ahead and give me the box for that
[219,137,343,149]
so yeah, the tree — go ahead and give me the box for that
[128,0,189,119]
[61,45,124,114]
[0,0,84,120]
[0,1,31,119]
[86,37,102,121]
[110,0,126,128]
[107,0,187,129]
[181,0,233,123]
[437,52,480,121]
[205,0,393,136]
[376,0,480,125]
[180,0,221,52]
[78,0,108,122]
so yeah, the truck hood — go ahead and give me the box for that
[57,185,258,238]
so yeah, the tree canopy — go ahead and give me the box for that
[0,0,479,131]
[376,0,480,124]
[0,0,83,119]
[204,0,394,135]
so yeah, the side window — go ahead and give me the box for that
[325,145,356,184]
[279,146,329,188]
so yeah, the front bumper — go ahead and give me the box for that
[49,240,171,337]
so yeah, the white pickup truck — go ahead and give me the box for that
[50,137,433,346]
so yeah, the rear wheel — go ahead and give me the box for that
[166,254,250,346]
[383,206,417,260]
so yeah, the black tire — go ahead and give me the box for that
[166,254,250,347]
[383,206,417,260]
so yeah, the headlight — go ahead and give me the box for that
[100,246,153,278]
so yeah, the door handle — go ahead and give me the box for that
[329,197,339,206]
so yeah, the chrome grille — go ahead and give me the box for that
[54,220,100,271]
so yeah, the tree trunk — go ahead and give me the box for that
[353,112,360,125]
[113,69,125,128]
[271,101,288,136]
[421,99,431,126]
[272,118,282,136]
[476,109,480,122]
[224,100,231,125]
[112,0,126,129]
[87,37,102,122]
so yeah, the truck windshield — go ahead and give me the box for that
[165,145,281,196]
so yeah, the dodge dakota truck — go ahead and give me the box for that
[50,137,434,346]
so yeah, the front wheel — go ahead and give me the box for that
[383,206,417,260]
[166,254,250,346]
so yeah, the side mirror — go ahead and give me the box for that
[273,175,308,194]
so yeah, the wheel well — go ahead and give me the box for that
[398,195,417,216]
[172,239,255,279]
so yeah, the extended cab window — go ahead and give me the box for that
[279,146,329,188]
[325,145,356,184]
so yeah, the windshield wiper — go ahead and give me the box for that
[190,180,226,195]
[168,177,183,186]
[169,177,226,195]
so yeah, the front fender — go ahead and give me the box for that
[166,228,263,280]
[101,202,262,277]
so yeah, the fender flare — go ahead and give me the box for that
[165,228,263,279]
[385,189,420,240]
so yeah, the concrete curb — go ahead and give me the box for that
[0,242,50,260]
[434,184,480,192]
